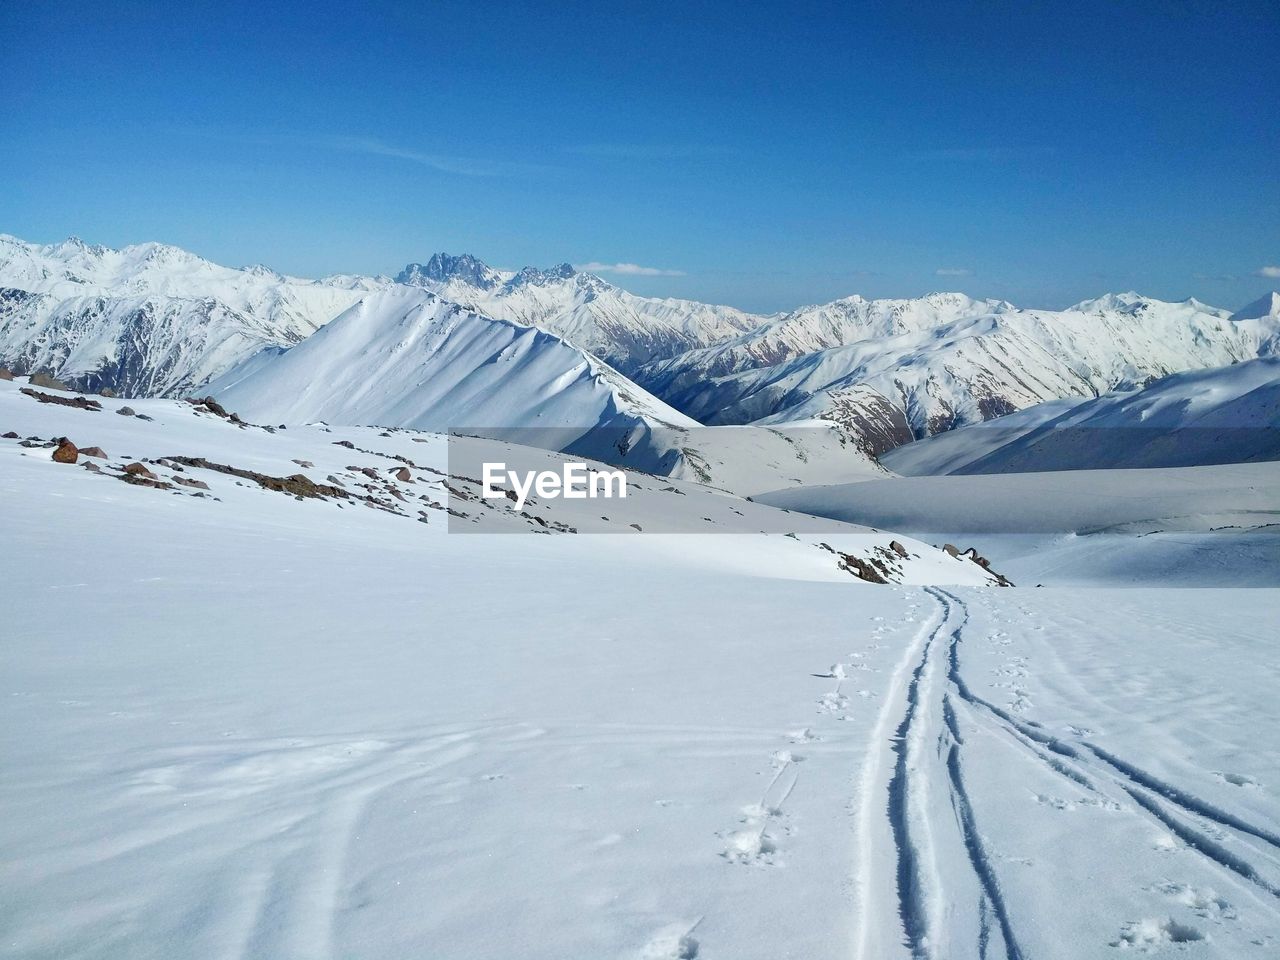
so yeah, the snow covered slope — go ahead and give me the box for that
[883,356,1280,475]
[649,295,1280,454]
[397,252,761,373]
[758,461,1280,587]
[210,286,697,441]
[0,235,386,396]
[3,375,1277,958]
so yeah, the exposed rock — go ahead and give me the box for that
[118,471,171,490]
[333,440,356,449]
[82,461,101,473]
[117,406,136,417]
[172,476,210,490]
[29,372,71,391]
[394,467,412,482]
[839,552,890,584]
[942,543,960,558]
[292,459,315,468]
[99,387,116,398]
[199,396,228,417]
[79,446,108,459]
[51,438,78,463]
[20,387,102,411]
[163,456,348,500]
[0,368,12,381]
[124,462,158,480]
[889,540,909,558]
[2,431,17,439]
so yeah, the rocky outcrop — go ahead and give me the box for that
[20,387,102,411]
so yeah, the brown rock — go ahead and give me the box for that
[30,372,71,391]
[0,368,13,381]
[292,459,315,468]
[889,540,909,558]
[99,387,116,398]
[942,543,960,558]
[394,466,412,482]
[79,446,108,459]
[124,462,158,480]
[52,438,78,463]
[173,476,210,490]
[82,461,102,473]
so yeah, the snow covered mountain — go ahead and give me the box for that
[210,285,697,439]
[644,293,1280,455]
[882,355,1280,475]
[0,234,386,396]
[206,287,890,493]
[396,252,762,373]
[637,292,1015,391]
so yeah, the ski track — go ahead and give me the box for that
[852,589,1024,960]
[853,585,1280,960]
[929,586,1280,948]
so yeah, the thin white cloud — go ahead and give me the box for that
[185,127,554,178]
[935,268,971,277]
[1255,266,1280,279]
[317,135,556,177]
[577,261,687,277]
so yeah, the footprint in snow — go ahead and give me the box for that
[638,921,701,959]
[1149,881,1235,921]
[1214,771,1260,789]
[1110,917,1205,950]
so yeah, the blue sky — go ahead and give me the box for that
[3,0,1277,312]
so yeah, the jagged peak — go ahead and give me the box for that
[397,253,500,290]
[503,262,577,289]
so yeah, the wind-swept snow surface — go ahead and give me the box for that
[1,376,1277,958]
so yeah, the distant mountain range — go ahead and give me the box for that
[395,252,761,374]
[883,354,1280,475]
[2,233,1278,472]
